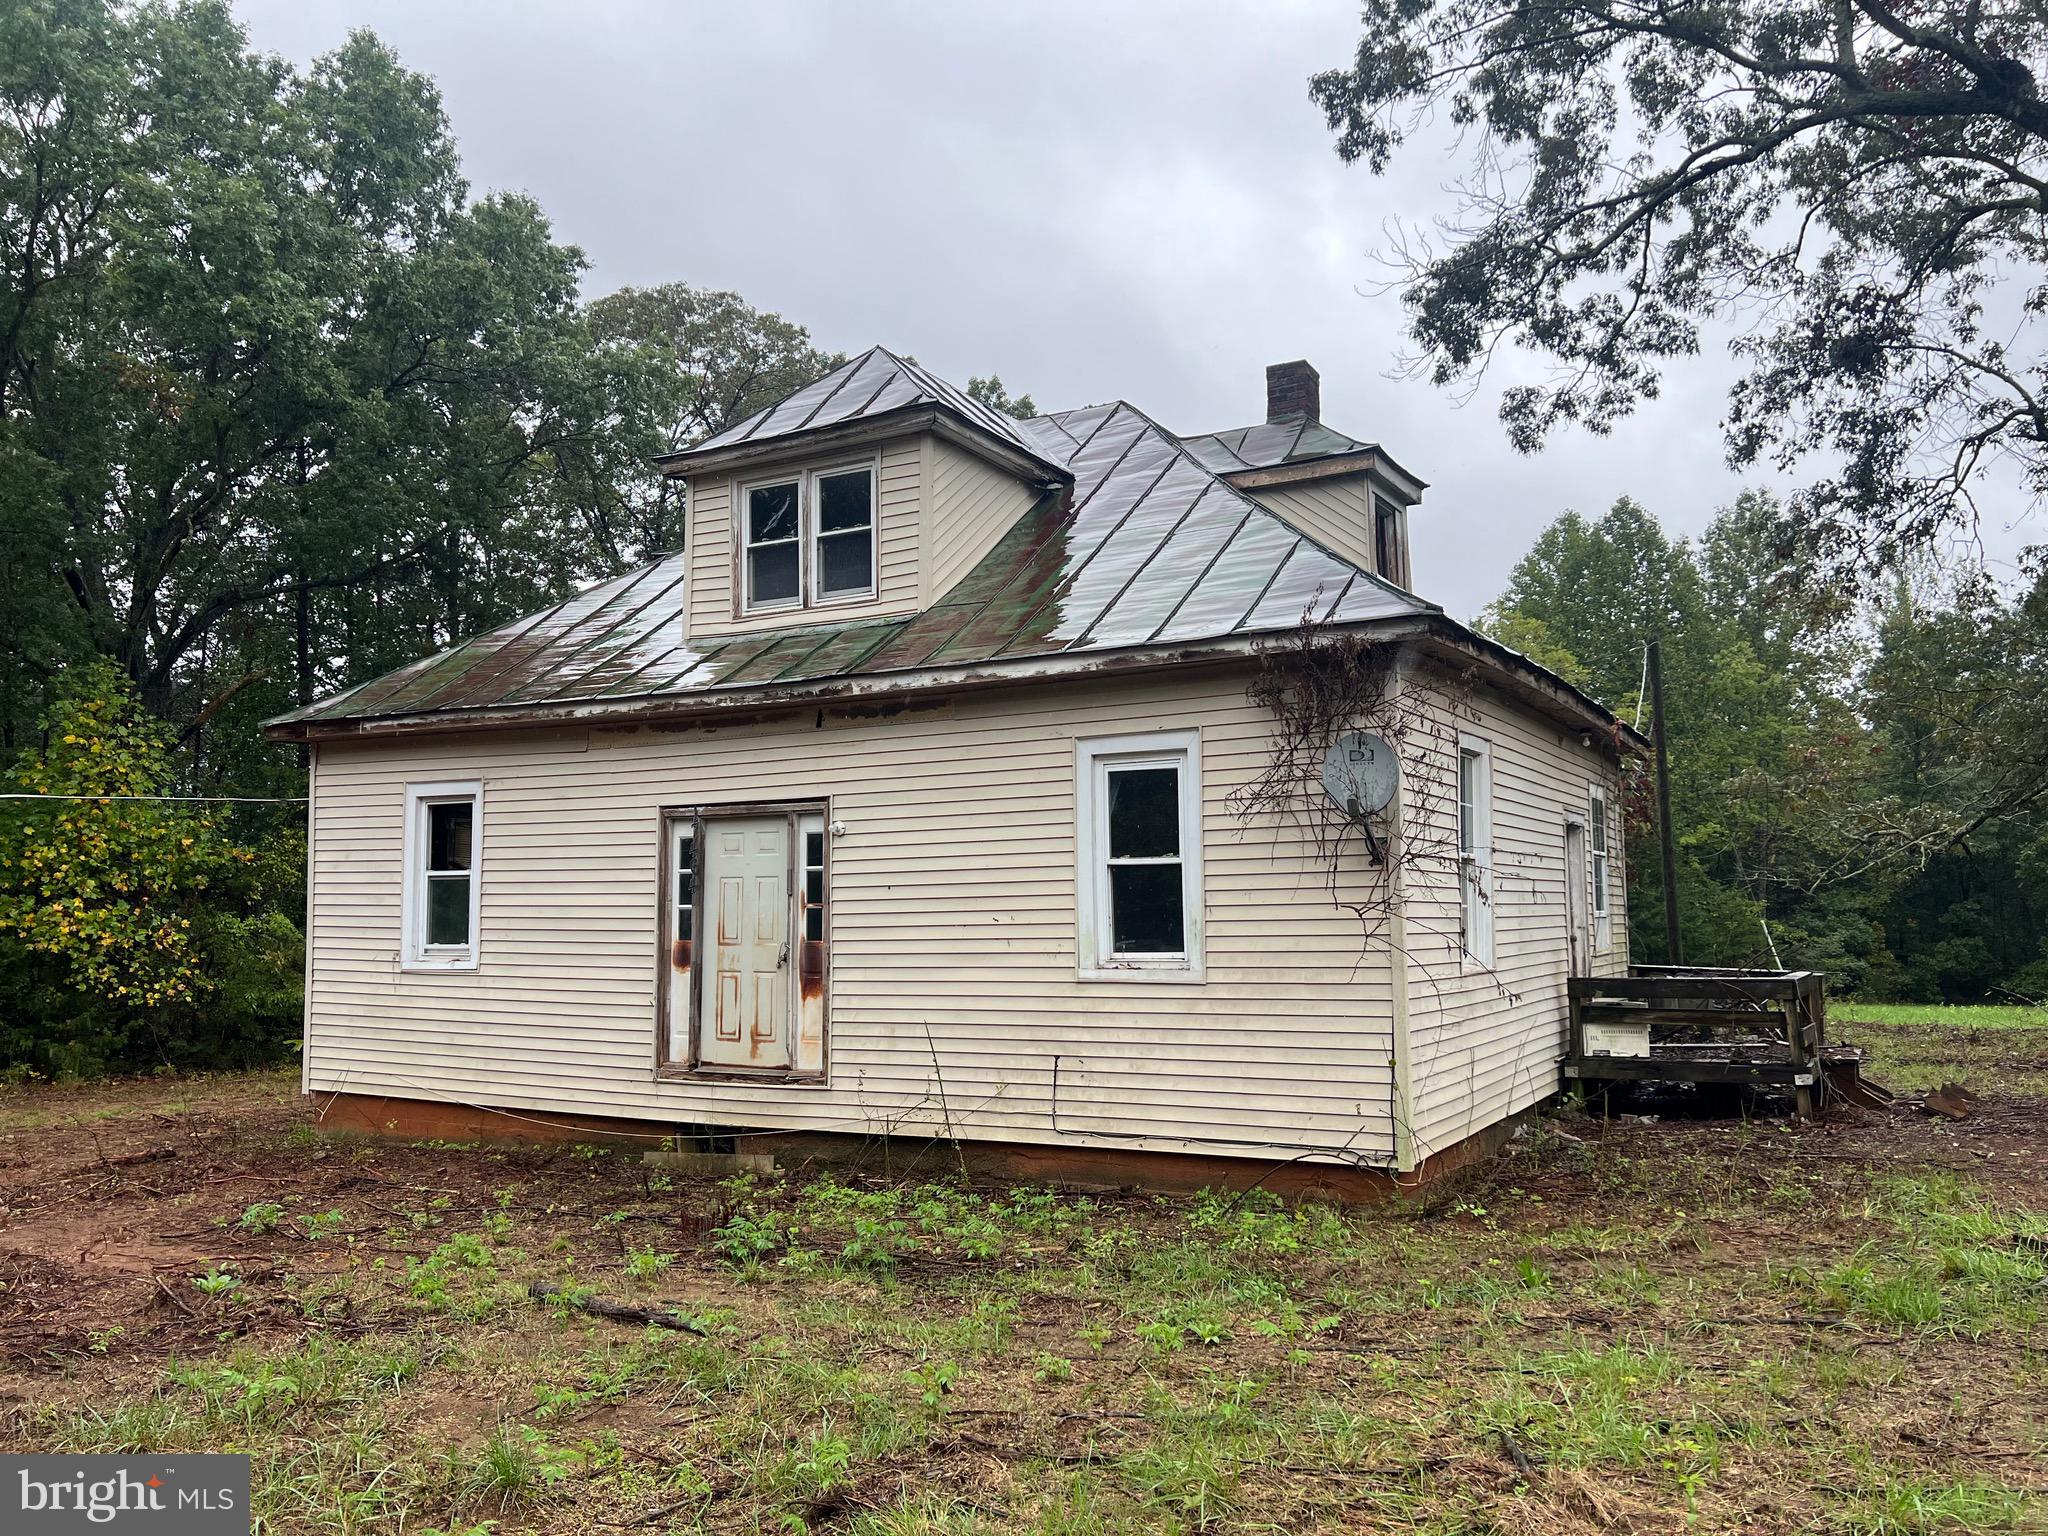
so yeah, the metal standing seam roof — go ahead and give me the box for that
[269,388,1439,732]
[1177,415,1381,475]
[672,344,1063,476]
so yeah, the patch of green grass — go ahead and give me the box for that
[1834,1002,2048,1095]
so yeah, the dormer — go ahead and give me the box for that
[1177,360,1426,591]
[657,348,1069,640]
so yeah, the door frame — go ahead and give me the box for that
[653,798,831,1085]
[1563,815,1589,978]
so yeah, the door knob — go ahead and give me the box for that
[778,941,790,968]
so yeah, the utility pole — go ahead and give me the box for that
[1647,639,1682,965]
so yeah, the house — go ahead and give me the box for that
[265,351,1640,1194]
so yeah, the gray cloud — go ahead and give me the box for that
[242,0,2011,616]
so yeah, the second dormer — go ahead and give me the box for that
[658,347,1069,640]
[1178,360,1425,592]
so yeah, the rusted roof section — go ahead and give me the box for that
[270,399,1436,732]
[1178,415,1379,474]
[668,345,1061,474]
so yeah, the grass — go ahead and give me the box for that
[0,1036,2043,1533]
[1834,1001,2048,1096]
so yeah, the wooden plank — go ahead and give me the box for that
[1576,1004,1785,1029]
[1567,1056,1814,1085]
[1569,976,1800,1004]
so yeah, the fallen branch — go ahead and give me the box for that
[527,1281,708,1335]
[108,1148,177,1168]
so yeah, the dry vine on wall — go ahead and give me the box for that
[1228,615,1473,960]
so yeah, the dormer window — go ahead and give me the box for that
[740,459,877,613]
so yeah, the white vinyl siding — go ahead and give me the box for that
[1399,669,1629,1162]
[926,437,1041,602]
[304,669,1400,1166]
[1243,476,1376,578]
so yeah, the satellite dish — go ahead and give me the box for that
[1321,730,1397,819]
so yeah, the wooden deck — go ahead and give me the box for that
[1566,965,1829,1118]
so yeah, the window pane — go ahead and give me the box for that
[1458,753,1478,855]
[817,470,872,532]
[1591,806,1607,853]
[1110,864,1184,954]
[817,529,872,595]
[676,842,694,940]
[426,874,470,946]
[748,482,799,542]
[1107,767,1179,859]
[428,800,471,872]
[805,831,823,867]
[749,542,799,604]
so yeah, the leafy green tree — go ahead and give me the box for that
[581,281,843,557]
[966,375,1037,420]
[1863,571,2048,998]
[1491,496,1917,984]
[0,0,671,759]
[1312,2,2048,579]
[0,661,300,1074]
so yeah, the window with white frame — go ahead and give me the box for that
[1458,738,1494,967]
[1589,784,1612,951]
[742,480,801,609]
[1076,731,1204,978]
[738,460,876,614]
[403,781,481,970]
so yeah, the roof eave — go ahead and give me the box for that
[1221,450,1429,503]
[655,404,1070,487]
[1414,616,1650,757]
[263,610,1641,756]
[262,620,1441,744]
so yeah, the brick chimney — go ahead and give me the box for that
[1265,359,1320,422]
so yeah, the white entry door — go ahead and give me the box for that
[699,816,792,1070]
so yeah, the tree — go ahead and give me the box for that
[581,282,843,557]
[0,0,671,753]
[1491,495,1919,982]
[0,661,301,1074]
[967,374,1037,419]
[1311,2,2048,579]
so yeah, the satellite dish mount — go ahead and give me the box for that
[1319,730,1398,864]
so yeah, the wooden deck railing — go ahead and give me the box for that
[1566,966,1828,1118]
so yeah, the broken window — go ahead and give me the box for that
[738,460,877,614]
[744,480,801,607]
[404,781,481,970]
[1374,496,1408,588]
[1077,731,1204,977]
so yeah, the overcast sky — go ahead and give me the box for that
[237,0,2028,618]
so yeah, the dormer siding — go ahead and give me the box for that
[684,434,929,640]
[925,437,1043,605]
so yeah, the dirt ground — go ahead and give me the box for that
[0,1039,2044,1534]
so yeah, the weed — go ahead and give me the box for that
[1033,1352,1074,1383]
[623,1247,674,1283]
[236,1201,285,1235]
